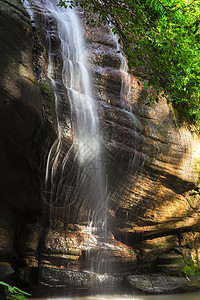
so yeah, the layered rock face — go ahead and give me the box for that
[84,18,200,275]
[0,0,57,280]
[1,0,200,294]
[0,0,57,213]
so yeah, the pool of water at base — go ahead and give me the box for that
[31,292,200,300]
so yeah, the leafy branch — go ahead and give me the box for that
[0,281,31,300]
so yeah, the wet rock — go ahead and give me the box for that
[17,267,126,292]
[127,275,188,293]
[40,224,136,271]
[94,273,124,290]
[17,268,200,294]
[17,267,93,289]
[40,268,92,288]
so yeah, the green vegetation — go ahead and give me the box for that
[181,258,199,278]
[59,0,200,127]
[42,45,47,54]
[0,281,31,300]
[195,157,200,173]
[41,81,49,91]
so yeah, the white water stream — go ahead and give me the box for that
[25,0,107,228]
[45,1,100,166]
[112,31,132,112]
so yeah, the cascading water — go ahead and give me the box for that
[48,4,100,166]
[111,31,132,112]
[108,28,145,250]
[24,0,137,278]
[27,0,107,230]
[111,29,144,195]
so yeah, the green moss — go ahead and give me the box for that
[169,103,179,130]
[181,258,200,278]
[182,264,196,277]
[42,45,47,54]
[41,82,49,91]
[195,157,200,174]
[189,196,195,206]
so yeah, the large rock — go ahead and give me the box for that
[84,17,200,237]
[0,0,57,279]
[127,275,188,293]
[0,0,57,213]
[16,267,125,293]
[83,16,200,276]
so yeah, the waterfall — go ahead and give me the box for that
[24,0,106,228]
[109,28,145,226]
[23,0,139,276]
[111,28,142,162]
[46,2,100,166]
[110,29,132,111]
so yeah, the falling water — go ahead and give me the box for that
[46,2,100,165]
[110,28,145,244]
[111,28,142,160]
[25,0,107,230]
[111,30,132,111]
[23,0,139,276]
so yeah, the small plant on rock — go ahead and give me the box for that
[181,259,200,278]
[0,281,31,300]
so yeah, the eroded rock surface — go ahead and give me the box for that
[83,13,200,261]
[0,0,57,213]
[84,20,200,235]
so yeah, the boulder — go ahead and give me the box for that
[127,275,188,293]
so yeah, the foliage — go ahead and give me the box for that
[181,259,199,278]
[195,157,200,174]
[59,0,200,127]
[41,82,49,91]
[0,281,31,300]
